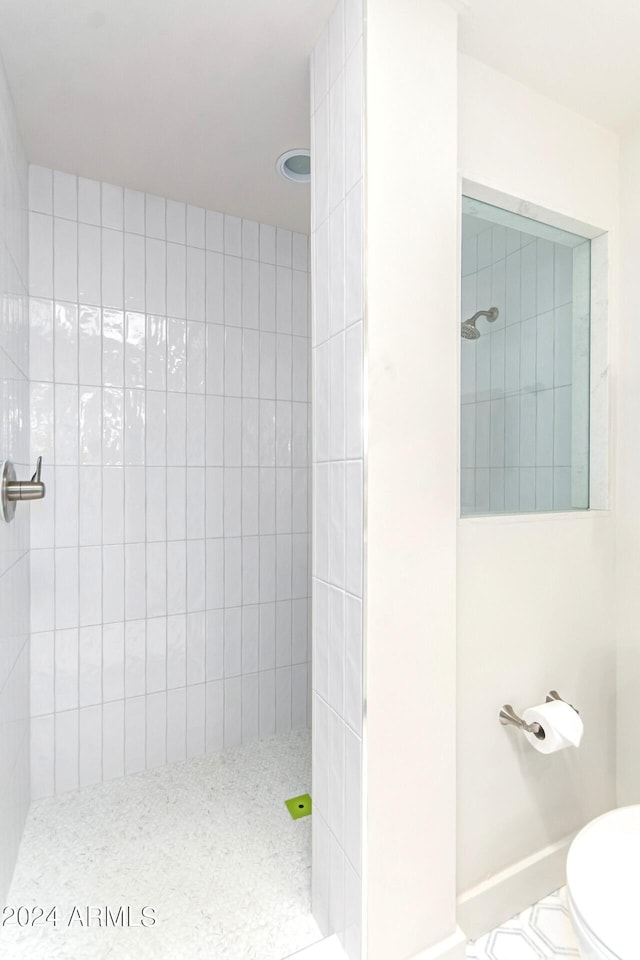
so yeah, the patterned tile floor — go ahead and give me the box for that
[467,888,580,959]
[0,729,321,960]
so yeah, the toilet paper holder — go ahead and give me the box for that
[499,690,579,736]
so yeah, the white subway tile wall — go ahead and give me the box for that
[311,1,364,958]
[460,216,585,515]
[0,56,30,900]
[28,166,311,798]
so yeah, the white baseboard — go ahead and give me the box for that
[457,833,576,941]
[409,928,467,960]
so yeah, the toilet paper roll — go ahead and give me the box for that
[521,699,584,754]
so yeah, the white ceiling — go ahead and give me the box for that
[0,0,336,233]
[1,0,639,235]
[458,0,640,133]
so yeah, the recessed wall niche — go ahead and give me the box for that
[460,196,591,516]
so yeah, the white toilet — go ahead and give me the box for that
[566,805,640,959]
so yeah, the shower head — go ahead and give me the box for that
[460,307,499,340]
[461,321,480,340]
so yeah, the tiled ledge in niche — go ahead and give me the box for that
[458,508,611,525]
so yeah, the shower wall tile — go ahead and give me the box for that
[0,53,30,902]
[28,167,311,798]
[311,1,364,956]
[461,221,579,515]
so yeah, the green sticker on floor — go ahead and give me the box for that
[285,793,312,820]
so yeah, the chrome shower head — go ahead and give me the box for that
[461,321,480,340]
[460,307,499,340]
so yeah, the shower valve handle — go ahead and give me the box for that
[7,456,46,501]
[31,455,43,484]
[1,456,46,522]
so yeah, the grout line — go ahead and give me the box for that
[161,193,169,768]
[183,234,190,761]
[256,244,263,738]
[97,181,107,788]
[240,218,245,747]
[141,195,149,774]
[50,177,59,795]
[221,221,227,750]
[203,226,210,753]
[74,172,81,791]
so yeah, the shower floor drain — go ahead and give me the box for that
[285,794,312,820]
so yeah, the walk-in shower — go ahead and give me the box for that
[0,0,371,955]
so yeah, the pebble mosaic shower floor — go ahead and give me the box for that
[466,887,579,959]
[0,729,320,960]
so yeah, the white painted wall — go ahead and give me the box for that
[616,130,640,806]
[0,51,30,902]
[457,55,619,937]
[365,2,461,958]
[458,56,619,233]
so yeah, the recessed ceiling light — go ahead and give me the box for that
[276,149,311,184]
